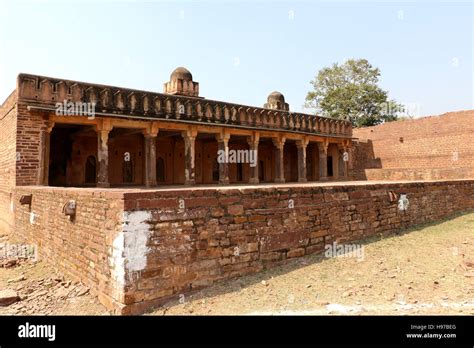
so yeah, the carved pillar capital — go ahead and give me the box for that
[182,127,198,140]
[246,132,260,148]
[216,131,230,144]
[272,136,286,150]
[45,121,55,133]
[317,140,329,154]
[296,137,309,149]
[95,118,113,132]
[143,122,159,138]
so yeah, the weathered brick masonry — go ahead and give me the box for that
[12,187,124,310]
[0,92,18,235]
[0,91,52,235]
[351,111,474,180]
[0,71,354,235]
[12,180,474,314]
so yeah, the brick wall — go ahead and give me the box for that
[12,187,125,311]
[351,111,474,180]
[118,181,474,313]
[0,92,18,235]
[12,181,474,314]
[16,102,47,186]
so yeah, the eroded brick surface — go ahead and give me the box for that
[351,111,474,180]
[122,181,474,313]
[14,181,474,313]
[0,92,17,235]
[12,181,471,314]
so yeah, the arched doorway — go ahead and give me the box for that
[236,162,243,182]
[123,155,134,183]
[85,155,97,184]
[212,159,219,182]
[258,160,265,182]
[156,157,165,182]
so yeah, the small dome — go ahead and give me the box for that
[170,67,193,81]
[264,91,289,111]
[267,91,285,103]
[164,67,199,97]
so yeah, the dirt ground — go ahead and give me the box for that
[1,212,473,315]
[0,259,106,315]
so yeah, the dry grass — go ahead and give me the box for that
[151,211,474,315]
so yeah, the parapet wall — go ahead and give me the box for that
[12,180,474,314]
[351,111,474,181]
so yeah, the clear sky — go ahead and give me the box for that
[0,0,472,117]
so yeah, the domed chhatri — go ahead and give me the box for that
[170,67,193,82]
[268,91,285,102]
[164,66,199,97]
[264,91,289,111]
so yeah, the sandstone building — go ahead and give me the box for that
[1,68,473,314]
[0,68,352,234]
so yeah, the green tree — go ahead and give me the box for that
[305,59,404,127]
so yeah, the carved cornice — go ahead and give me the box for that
[17,73,352,138]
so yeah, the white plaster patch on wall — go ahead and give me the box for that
[29,211,37,225]
[111,232,126,287]
[122,210,152,273]
[110,210,152,289]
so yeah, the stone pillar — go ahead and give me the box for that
[312,143,319,181]
[182,129,197,185]
[340,143,350,180]
[337,145,344,180]
[272,137,285,183]
[97,120,112,188]
[247,133,260,184]
[144,126,159,187]
[216,133,230,185]
[40,121,54,185]
[296,138,309,183]
[318,140,329,181]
